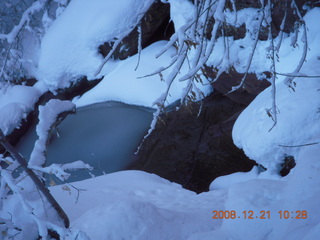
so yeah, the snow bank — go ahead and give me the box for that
[50,170,226,240]
[36,0,154,90]
[0,85,41,135]
[197,144,320,240]
[4,145,319,239]
[48,142,320,240]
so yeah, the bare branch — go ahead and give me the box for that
[228,8,264,93]
[94,37,124,77]
[276,0,288,51]
[279,142,319,148]
[95,5,154,77]
[135,23,142,71]
[267,0,278,132]
[285,0,308,88]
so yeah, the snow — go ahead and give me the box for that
[56,6,320,240]
[28,99,76,167]
[168,0,196,32]
[36,0,212,107]
[233,71,320,170]
[5,145,318,239]
[36,0,154,90]
[50,170,225,240]
[27,99,92,181]
[232,8,320,170]
[207,8,320,77]
[47,142,319,240]
[1,0,320,239]
[73,41,212,108]
[209,166,260,190]
[0,85,42,135]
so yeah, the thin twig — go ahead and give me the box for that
[135,23,142,71]
[268,0,278,132]
[276,0,288,51]
[284,0,308,88]
[278,142,319,148]
[228,8,265,92]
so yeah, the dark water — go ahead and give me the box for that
[15,101,154,183]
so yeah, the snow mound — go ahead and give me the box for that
[209,166,260,190]
[51,170,225,240]
[36,0,154,90]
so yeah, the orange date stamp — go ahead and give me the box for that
[212,210,308,220]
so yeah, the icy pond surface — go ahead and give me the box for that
[15,101,154,183]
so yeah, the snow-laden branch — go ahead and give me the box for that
[276,72,320,78]
[135,23,143,71]
[0,169,69,238]
[179,19,221,82]
[27,99,95,183]
[31,161,93,182]
[136,0,228,146]
[94,37,124,76]
[135,106,161,154]
[0,0,47,43]
[138,53,179,79]
[136,44,188,153]
[29,99,75,167]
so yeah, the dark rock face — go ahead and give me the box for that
[280,155,296,177]
[129,92,257,193]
